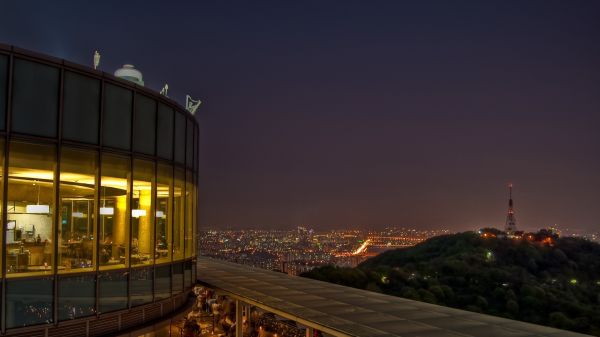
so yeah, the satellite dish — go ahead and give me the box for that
[186,95,202,115]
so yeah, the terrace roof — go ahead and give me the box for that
[197,257,588,337]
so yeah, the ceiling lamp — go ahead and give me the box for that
[26,204,50,214]
[100,207,114,215]
[132,209,147,218]
[72,212,85,218]
[27,182,50,214]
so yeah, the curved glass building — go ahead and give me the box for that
[0,44,197,336]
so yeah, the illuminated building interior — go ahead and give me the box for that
[0,45,197,333]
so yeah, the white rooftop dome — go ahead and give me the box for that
[114,64,144,86]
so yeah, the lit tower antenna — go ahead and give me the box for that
[505,183,517,234]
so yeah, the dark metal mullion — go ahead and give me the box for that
[51,65,65,326]
[0,52,14,334]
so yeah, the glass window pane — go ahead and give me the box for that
[186,119,194,168]
[98,270,128,313]
[173,169,185,260]
[6,277,53,328]
[0,54,7,130]
[184,260,192,288]
[99,154,129,270]
[155,265,171,301]
[132,159,154,266]
[192,258,197,282]
[59,148,97,273]
[156,104,173,160]
[174,112,185,164]
[185,170,193,258]
[58,274,96,321]
[6,142,55,276]
[131,267,153,306]
[103,83,132,150]
[172,262,183,295]
[11,59,59,137]
[156,164,172,264]
[133,94,156,155]
[193,175,197,259]
[63,71,100,143]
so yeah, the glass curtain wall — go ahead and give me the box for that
[6,142,55,276]
[0,51,199,331]
[99,155,130,270]
[58,148,97,273]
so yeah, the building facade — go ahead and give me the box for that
[0,44,197,335]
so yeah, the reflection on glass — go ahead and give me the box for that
[184,260,192,288]
[6,277,53,328]
[173,169,185,261]
[6,142,55,276]
[156,164,172,264]
[58,275,96,320]
[131,267,152,306]
[59,148,97,273]
[172,262,183,295]
[155,265,171,301]
[98,270,127,313]
[132,159,154,266]
[99,155,129,270]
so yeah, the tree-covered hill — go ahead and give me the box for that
[301,232,600,335]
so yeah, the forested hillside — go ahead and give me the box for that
[301,232,600,335]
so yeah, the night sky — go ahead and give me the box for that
[2,1,599,232]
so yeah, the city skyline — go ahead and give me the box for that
[2,1,599,231]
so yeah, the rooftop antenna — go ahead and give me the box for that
[186,95,202,115]
[93,50,101,70]
[160,84,169,97]
[505,183,518,234]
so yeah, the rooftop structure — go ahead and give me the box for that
[114,64,145,86]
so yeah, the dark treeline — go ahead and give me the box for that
[301,232,600,335]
